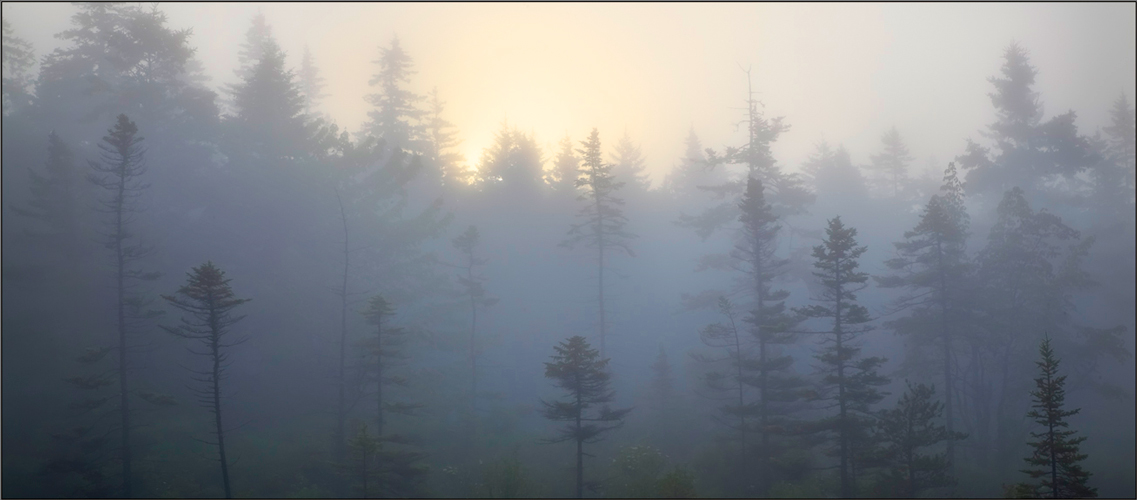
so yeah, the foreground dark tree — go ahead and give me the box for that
[161,262,252,499]
[561,129,635,358]
[798,216,889,498]
[874,382,964,497]
[876,163,970,470]
[1012,337,1097,499]
[541,335,631,497]
[88,114,164,498]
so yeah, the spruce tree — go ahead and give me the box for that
[452,225,497,449]
[298,45,328,117]
[87,114,164,498]
[693,297,752,464]
[1015,337,1098,499]
[229,35,308,161]
[11,132,82,262]
[365,36,424,153]
[234,11,274,83]
[662,128,717,202]
[798,216,889,498]
[561,128,635,358]
[541,335,631,497]
[161,262,252,499]
[424,87,467,188]
[867,127,915,198]
[2,18,35,115]
[876,162,970,471]
[361,294,411,437]
[549,134,580,195]
[610,130,651,192]
[874,382,964,497]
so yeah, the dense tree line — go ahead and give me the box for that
[2,6,1132,499]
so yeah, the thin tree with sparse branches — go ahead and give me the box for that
[161,262,251,499]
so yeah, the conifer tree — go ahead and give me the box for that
[361,294,411,437]
[298,45,328,117]
[11,132,82,262]
[365,37,424,153]
[477,121,546,195]
[452,225,497,444]
[662,128,717,201]
[561,128,635,358]
[87,114,164,498]
[610,130,651,192]
[234,12,274,84]
[229,35,308,161]
[161,262,252,499]
[876,162,969,470]
[1016,337,1097,499]
[867,127,915,198]
[541,336,631,498]
[798,216,889,498]
[2,18,35,115]
[874,382,964,497]
[425,87,467,188]
[735,177,807,492]
[693,297,751,458]
[549,134,580,195]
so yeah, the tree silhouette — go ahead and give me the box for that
[87,114,164,498]
[797,216,888,498]
[161,262,252,499]
[561,128,635,358]
[873,382,965,497]
[541,335,631,497]
[1015,337,1097,499]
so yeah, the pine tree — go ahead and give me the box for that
[87,114,164,498]
[735,177,807,492]
[361,294,413,438]
[229,35,308,161]
[561,128,635,358]
[867,127,915,198]
[549,134,580,195]
[10,132,82,262]
[452,225,497,453]
[610,130,651,192]
[874,382,964,497]
[161,262,252,499]
[541,335,631,498]
[798,216,889,498]
[365,37,424,153]
[298,45,328,117]
[424,87,467,188]
[1017,337,1097,499]
[2,18,35,115]
[876,162,970,471]
[957,43,1096,199]
[234,12,274,83]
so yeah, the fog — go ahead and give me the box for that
[2,3,1134,498]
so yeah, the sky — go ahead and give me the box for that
[4,2,1135,186]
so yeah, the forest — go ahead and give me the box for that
[1,3,1134,498]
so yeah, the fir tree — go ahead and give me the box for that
[693,297,752,463]
[10,132,82,261]
[361,294,412,437]
[2,18,35,115]
[798,216,889,498]
[229,35,308,161]
[424,87,467,188]
[365,36,424,153]
[876,162,970,471]
[561,128,635,358]
[298,44,328,117]
[452,225,497,452]
[541,335,631,498]
[610,130,651,192]
[87,114,164,498]
[874,382,965,498]
[662,128,716,201]
[477,120,546,196]
[867,127,915,198]
[234,11,274,84]
[549,134,580,195]
[1017,337,1097,499]
[161,262,252,499]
